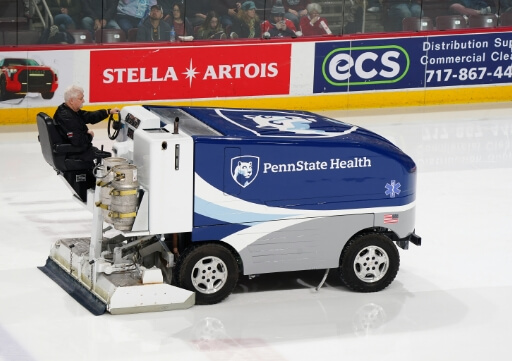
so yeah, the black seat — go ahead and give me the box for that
[37,112,95,201]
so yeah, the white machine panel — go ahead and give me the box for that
[133,125,194,234]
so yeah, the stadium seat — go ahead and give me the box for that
[499,12,512,26]
[68,29,93,44]
[3,29,40,45]
[127,28,138,42]
[95,28,126,43]
[402,17,434,31]
[468,14,498,28]
[435,15,468,30]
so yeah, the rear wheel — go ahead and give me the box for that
[176,243,239,305]
[41,92,54,99]
[339,233,399,292]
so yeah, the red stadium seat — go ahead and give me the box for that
[499,12,512,26]
[402,17,434,31]
[435,15,468,30]
[68,29,93,44]
[3,30,40,45]
[127,28,138,42]
[95,28,126,43]
[468,14,498,28]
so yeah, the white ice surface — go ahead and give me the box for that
[0,103,511,361]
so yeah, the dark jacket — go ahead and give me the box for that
[81,0,119,21]
[232,16,261,38]
[212,0,239,17]
[136,17,172,41]
[54,103,109,163]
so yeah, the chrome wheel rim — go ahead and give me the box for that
[191,256,228,294]
[353,245,389,283]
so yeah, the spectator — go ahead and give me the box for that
[343,0,363,34]
[185,0,212,27]
[54,85,119,167]
[166,2,193,37]
[213,0,241,27]
[157,0,174,21]
[195,11,227,39]
[81,0,120,37]
[299,3,332,36]
[280,0,310,28]
[232,1,261,38]
[262,1,298,37]
[116,0,157,34]
[47,0,82,31]
[501,0,512,12]
[383,0,422,31]
[449,0,495,15]
[136,4,172,41]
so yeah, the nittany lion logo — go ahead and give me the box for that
[231,156,260,188]
[243,114,356,138]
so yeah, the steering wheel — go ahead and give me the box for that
[108,112,121,140]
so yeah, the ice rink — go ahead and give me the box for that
[1,103,511,361]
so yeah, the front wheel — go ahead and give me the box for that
[176,243,239,305]
[339,233,399,292]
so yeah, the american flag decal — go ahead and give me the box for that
[384,214,399,224]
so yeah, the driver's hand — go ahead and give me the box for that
[109,107,120,114]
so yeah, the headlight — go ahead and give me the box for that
[7,69,18,77]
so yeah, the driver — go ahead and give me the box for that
[54,85,120,167]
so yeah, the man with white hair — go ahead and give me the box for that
[54,85,120,166]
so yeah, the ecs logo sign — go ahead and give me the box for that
[315,43,410,91]
[231,156,260,188]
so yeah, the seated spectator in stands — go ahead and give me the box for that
[383,0,422,31]
[280,0,310,28]
[116,0,157,34]
[299,3,332,36]
[185,0,212,27]
[449,0,495,15]
[195,11,227,39]
[81,0,120,37]
[262,1,298,37]
[166,2,193,37]
[136,4,172,41]
[213,0,242,27]
[343,0,363,34]
[48,0,82,31]
[232,1,261,38]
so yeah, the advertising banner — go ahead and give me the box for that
[89,44,292,102]
[313,32,512,94]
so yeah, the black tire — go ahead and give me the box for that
[339,233,400,292]
[176,243,239,305]
[41,92,54,100]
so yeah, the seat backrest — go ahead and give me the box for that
[468,14,498,28]
[68,29,93,44]
[435,15,468,30]
[127,28,138,42]
[37,112,63,171]
[499,12,512,26]
[95,29,126,43]
[3,30,40,45]
[402,17,434,31]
